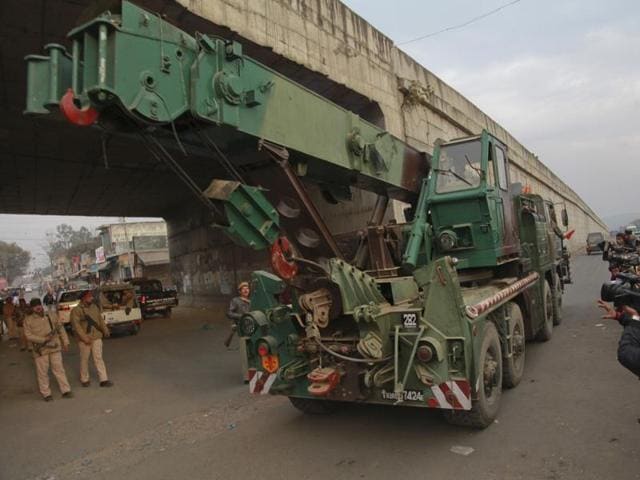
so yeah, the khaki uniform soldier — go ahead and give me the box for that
[23,298,72,401]
[15,298,30,351]
[3,298,18,340]
[70,290,113,388]
[122,290,135,310]
[227,281,251,383]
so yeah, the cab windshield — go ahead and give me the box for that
[435,140,482,193]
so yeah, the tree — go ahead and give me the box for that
[0,241,32,284]
[46,224,99,262]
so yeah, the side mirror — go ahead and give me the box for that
[561,208,569,227]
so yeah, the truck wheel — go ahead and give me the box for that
[129,323,140,335]
[536,280,554,341]
[288,396,339,415]
[444,322,502,429]
[164,308,172,318]
[502,302,525,389]
[552,275,563,326]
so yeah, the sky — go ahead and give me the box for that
[342,0,640,219]
[2,0,639,266]
[0,215,158,270]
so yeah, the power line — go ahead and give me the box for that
[397,0,522,45]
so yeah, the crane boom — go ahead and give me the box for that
[25,1,427,203]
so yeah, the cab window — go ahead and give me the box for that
[495,146,508,190]
[487,155,496,188]
[435,140,482,193]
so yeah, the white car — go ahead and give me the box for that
[56,289,90,326]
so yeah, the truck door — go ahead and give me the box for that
[485,150,501,247]
[494,144,519,257]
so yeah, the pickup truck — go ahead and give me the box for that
[128,278,178,318]
[99,283,143,335]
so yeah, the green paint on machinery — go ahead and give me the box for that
[204,180,279,250]
[24,1,572,429]
[25,1,425,201]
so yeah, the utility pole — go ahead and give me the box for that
[120,216,133,280]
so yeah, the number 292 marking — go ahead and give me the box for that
[402,312,418,328]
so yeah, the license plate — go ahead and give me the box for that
[402,312,418,329]
[381,389,424,402]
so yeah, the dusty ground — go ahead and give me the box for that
[1,255,638,480]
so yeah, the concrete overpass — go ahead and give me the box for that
[0,0,607,304]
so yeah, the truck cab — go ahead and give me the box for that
[427,131,519,270]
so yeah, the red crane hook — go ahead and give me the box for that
[270,236,298,280]
[59,89,99,126]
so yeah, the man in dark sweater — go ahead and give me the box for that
[227,281,251,382]
[597,301,640,377]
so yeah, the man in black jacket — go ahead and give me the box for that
[597,301,640,377]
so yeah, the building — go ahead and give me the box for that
[94,221,171,286]
[53,254,72,282]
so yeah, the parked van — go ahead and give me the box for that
[586,232,605,255]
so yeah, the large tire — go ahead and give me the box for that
[444,322,502,429]
[129,323,140,336]
[502,302,525,389]
[288,396,339,415]
[536,280,554,342]
[164,308,172,318]
[552,275,563,326]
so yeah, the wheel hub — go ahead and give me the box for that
[483,352,498,394]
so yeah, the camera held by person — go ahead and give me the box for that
[598,275,640,378]
[600,233,640,279]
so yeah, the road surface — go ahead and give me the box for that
[1,255,638,480]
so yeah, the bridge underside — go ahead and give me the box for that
[0,0,383,218]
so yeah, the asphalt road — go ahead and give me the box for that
[1,255,638,480]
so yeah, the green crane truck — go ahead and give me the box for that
[24,1,571,428]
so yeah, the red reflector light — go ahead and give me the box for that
[58,305,71,311]
[257,343,270,357]
[140,296,146,304]
[262,354,279,373]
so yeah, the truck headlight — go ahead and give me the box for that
[239,314,257,336]
[239,310,269,337]
[416,343,434,363]
[439,231,457,251]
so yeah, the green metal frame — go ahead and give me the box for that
[24,1,426,201]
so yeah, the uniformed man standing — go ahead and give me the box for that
[23,298,72,401]
[227,281,251,382]
[3,298,17,342]
[70,290,113,388]
[43,288,56,318]
[15,298,30,351]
